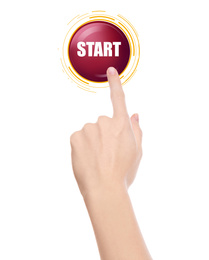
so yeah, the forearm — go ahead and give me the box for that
[83,184,152,260]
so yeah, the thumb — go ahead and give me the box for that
[130,113,142,148]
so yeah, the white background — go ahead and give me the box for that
[0,0,209,259]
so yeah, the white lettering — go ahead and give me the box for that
[113,42,121,57]
[77,42,86,57]
[94,42,103,56]
[76,42,121,57]
[103,42,112,57]
[86,42,94,56]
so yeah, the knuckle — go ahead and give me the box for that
[82,123,95,132]
[70,131,80,145]
[97,115,111,124]
[116,116,129,127]
[113,118,130,135]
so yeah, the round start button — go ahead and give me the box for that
[68,21,130,82]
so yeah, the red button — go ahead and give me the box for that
[68,21,130,82]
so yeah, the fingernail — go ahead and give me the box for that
[134,113,139,122]
[107,67,116,75]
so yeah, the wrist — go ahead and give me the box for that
[83,181,128,207]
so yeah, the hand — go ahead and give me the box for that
[70,67,143,198]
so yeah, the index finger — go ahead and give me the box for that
[106,67,129,118]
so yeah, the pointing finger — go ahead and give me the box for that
[106,67,128,118]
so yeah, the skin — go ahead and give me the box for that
[70,67,152,260]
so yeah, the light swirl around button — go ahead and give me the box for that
[60,11,140,93]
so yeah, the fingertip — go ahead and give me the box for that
[107,67,118,76]
[131,113,139,123]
